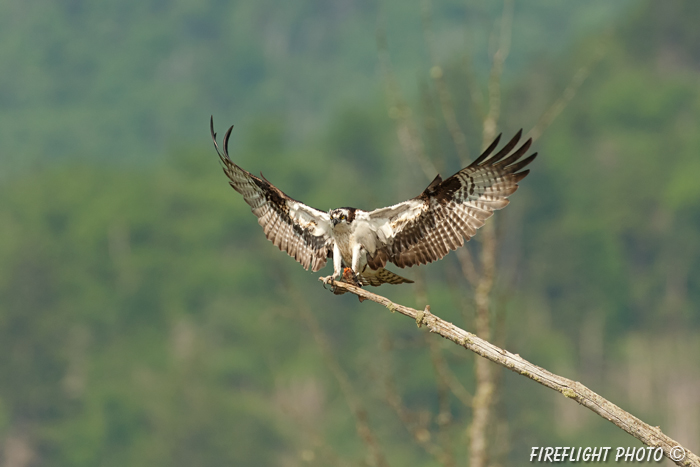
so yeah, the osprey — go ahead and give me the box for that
[211,117,536,288]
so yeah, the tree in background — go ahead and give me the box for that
[1,1,699,466]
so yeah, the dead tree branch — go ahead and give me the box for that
[421,0,471,164]
[427,336,473,408]
[525,44,604,143]
[467,3,514,464]
[383,349,455,467]
[468,219,496,467]
[320,278,700,467]
[481,0,513,148]
[292,289,391,467]
[376,28,436,181]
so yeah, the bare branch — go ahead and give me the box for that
[455,247,479,288]
[321,279,700,467]
[382,335,454,467]
[291,289,391,467]
[470,353,495,467]
[427,337,473,408]
[469,3,514,463]
[460,56,487,122]
[376,27,437,181]
[482,0,513,147]
[526,45,604,143]
[421,0,471,164]
[426,337,457,465]
[411,272,459,466]
[419,81,445,166]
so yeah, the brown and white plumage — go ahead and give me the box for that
[364,130,536,270]
[211,117,536,289]
[211,118,333,273]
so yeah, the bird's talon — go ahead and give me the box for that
[320,275,337,290]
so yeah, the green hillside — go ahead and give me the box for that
[1,1,699,465]
[1,1,629,171]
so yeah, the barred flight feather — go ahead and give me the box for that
[367,129,536,269]
[212,116,536,288]
[211,118,333,272]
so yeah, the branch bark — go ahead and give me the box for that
[320,278,700,467]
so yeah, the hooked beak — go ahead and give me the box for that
[331,218,340,227]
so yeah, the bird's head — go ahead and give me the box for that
[330,207,356,227]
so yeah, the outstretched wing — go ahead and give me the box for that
[365,130,536,269]
[211,117,333,272]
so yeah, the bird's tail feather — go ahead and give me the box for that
[360,268,413,287]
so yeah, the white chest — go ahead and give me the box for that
[331,219,379,269]
[331,225,354,263]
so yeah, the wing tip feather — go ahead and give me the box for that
[212,116,333,275]
[211,116,235,165]
[471,132,503,166]
[512,169,530,183]
[508,152,538,174]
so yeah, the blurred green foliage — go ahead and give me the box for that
[0,0,630,171]
[1,0,699,465]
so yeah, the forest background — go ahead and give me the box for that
[1,0,699,465]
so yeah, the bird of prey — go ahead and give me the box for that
[210,117,536,289]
